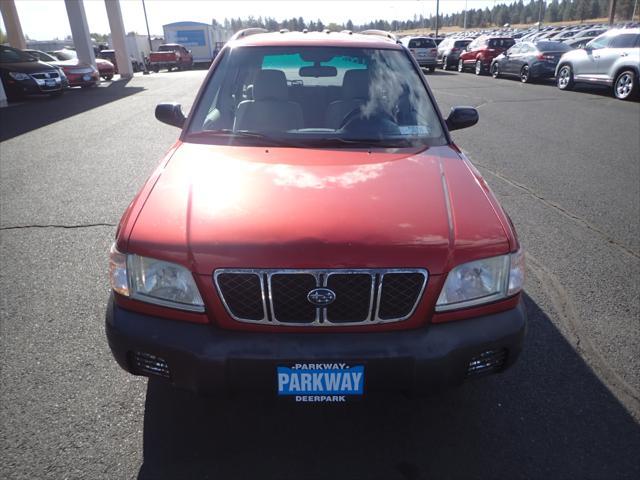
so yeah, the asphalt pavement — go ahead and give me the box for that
[1,69,639,479]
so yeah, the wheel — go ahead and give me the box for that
[102,74,113,81]
[520,65,531,83]
[491,62,500,78]
[613,69,637,100]
[557,64,574,90]
[428,66,436,73]
[458,59,464,72]
[441,56,448,70]
[475,60,484,75]
[152,65,159,73]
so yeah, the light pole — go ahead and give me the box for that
[538,0,544,31]
[435,0,439,38]
[608,0,617,25]
[464,0,468,29]
[142,0,153,53]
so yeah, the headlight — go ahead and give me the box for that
[109,244,204,312]
[436,250,524,312]
[8,72,30,81]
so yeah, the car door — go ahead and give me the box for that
[597,33,639,81]
[502,44,520,74]
[511,43,529,73]
[574,36,610,80]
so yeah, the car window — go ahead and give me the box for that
[0,46,37,63]
[489,38,515,49]
[454,40,471,48]
[188,46,446,148]
[507,44,521,54]
[51,50,76,61]
[609,34,638,49]
[586,36,611,49]
[408,38,436,49]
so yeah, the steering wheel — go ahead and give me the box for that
[338,107,397,131]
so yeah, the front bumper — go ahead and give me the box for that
[106,296,526,395]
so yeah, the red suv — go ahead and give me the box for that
[458,37,516,75]
[106,30,526,402]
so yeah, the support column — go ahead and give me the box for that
[104,0,133,79]
[0,76,8,107]
[0,0,27,49]
[64,0,96,67]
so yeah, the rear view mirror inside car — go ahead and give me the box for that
[299,65,338,77]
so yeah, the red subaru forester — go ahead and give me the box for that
[106,29,526,402]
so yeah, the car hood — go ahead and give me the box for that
[127,142,510,275]
[0,60,58,73]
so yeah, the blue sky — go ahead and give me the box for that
[3,0,514,40]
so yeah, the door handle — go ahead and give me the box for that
[594,55,600,58]
[620,52,628,57]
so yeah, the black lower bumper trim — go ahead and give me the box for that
[106,296,526,394]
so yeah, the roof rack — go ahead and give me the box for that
[359,29,397,41]
[229,28,268,41]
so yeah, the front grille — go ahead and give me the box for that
[270,273,317,323]
[31,71,59,79]
[214,269,427,326]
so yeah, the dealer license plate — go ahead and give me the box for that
[277,363,365,403]
[45,79,56,87]
[82,74,91,81]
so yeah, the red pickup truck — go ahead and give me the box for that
[148,43,193,72]
[106,30,526,402]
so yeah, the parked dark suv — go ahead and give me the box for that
[437,38,472,70]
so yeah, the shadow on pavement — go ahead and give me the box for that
[0,79,145,142]
[137,294,640,480]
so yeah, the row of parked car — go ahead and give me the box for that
[0,45,116,101]
[403,24,640,100]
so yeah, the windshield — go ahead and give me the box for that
[408,38,436,49]
[27,50,58,62]
[0,46,37,63]
[51,50,76,61]
[188,46,446,148]
[159,45,179,52]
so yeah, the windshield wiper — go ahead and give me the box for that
[305,137,419,148]
[188,129,299,147]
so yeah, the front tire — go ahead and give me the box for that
[475,60,484,75]
[491,62,500,78]
[557,64,574,90]
[520,65,531,83]
[428,66,436,73]
[458,59,464,72]
[614,70,637,100]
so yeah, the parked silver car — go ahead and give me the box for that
[556,29,640,100]
[400,36,438,72]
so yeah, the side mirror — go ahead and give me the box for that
[446,106,479,131]
[155,102,185,128]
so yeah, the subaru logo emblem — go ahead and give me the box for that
[307,288,336,306]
